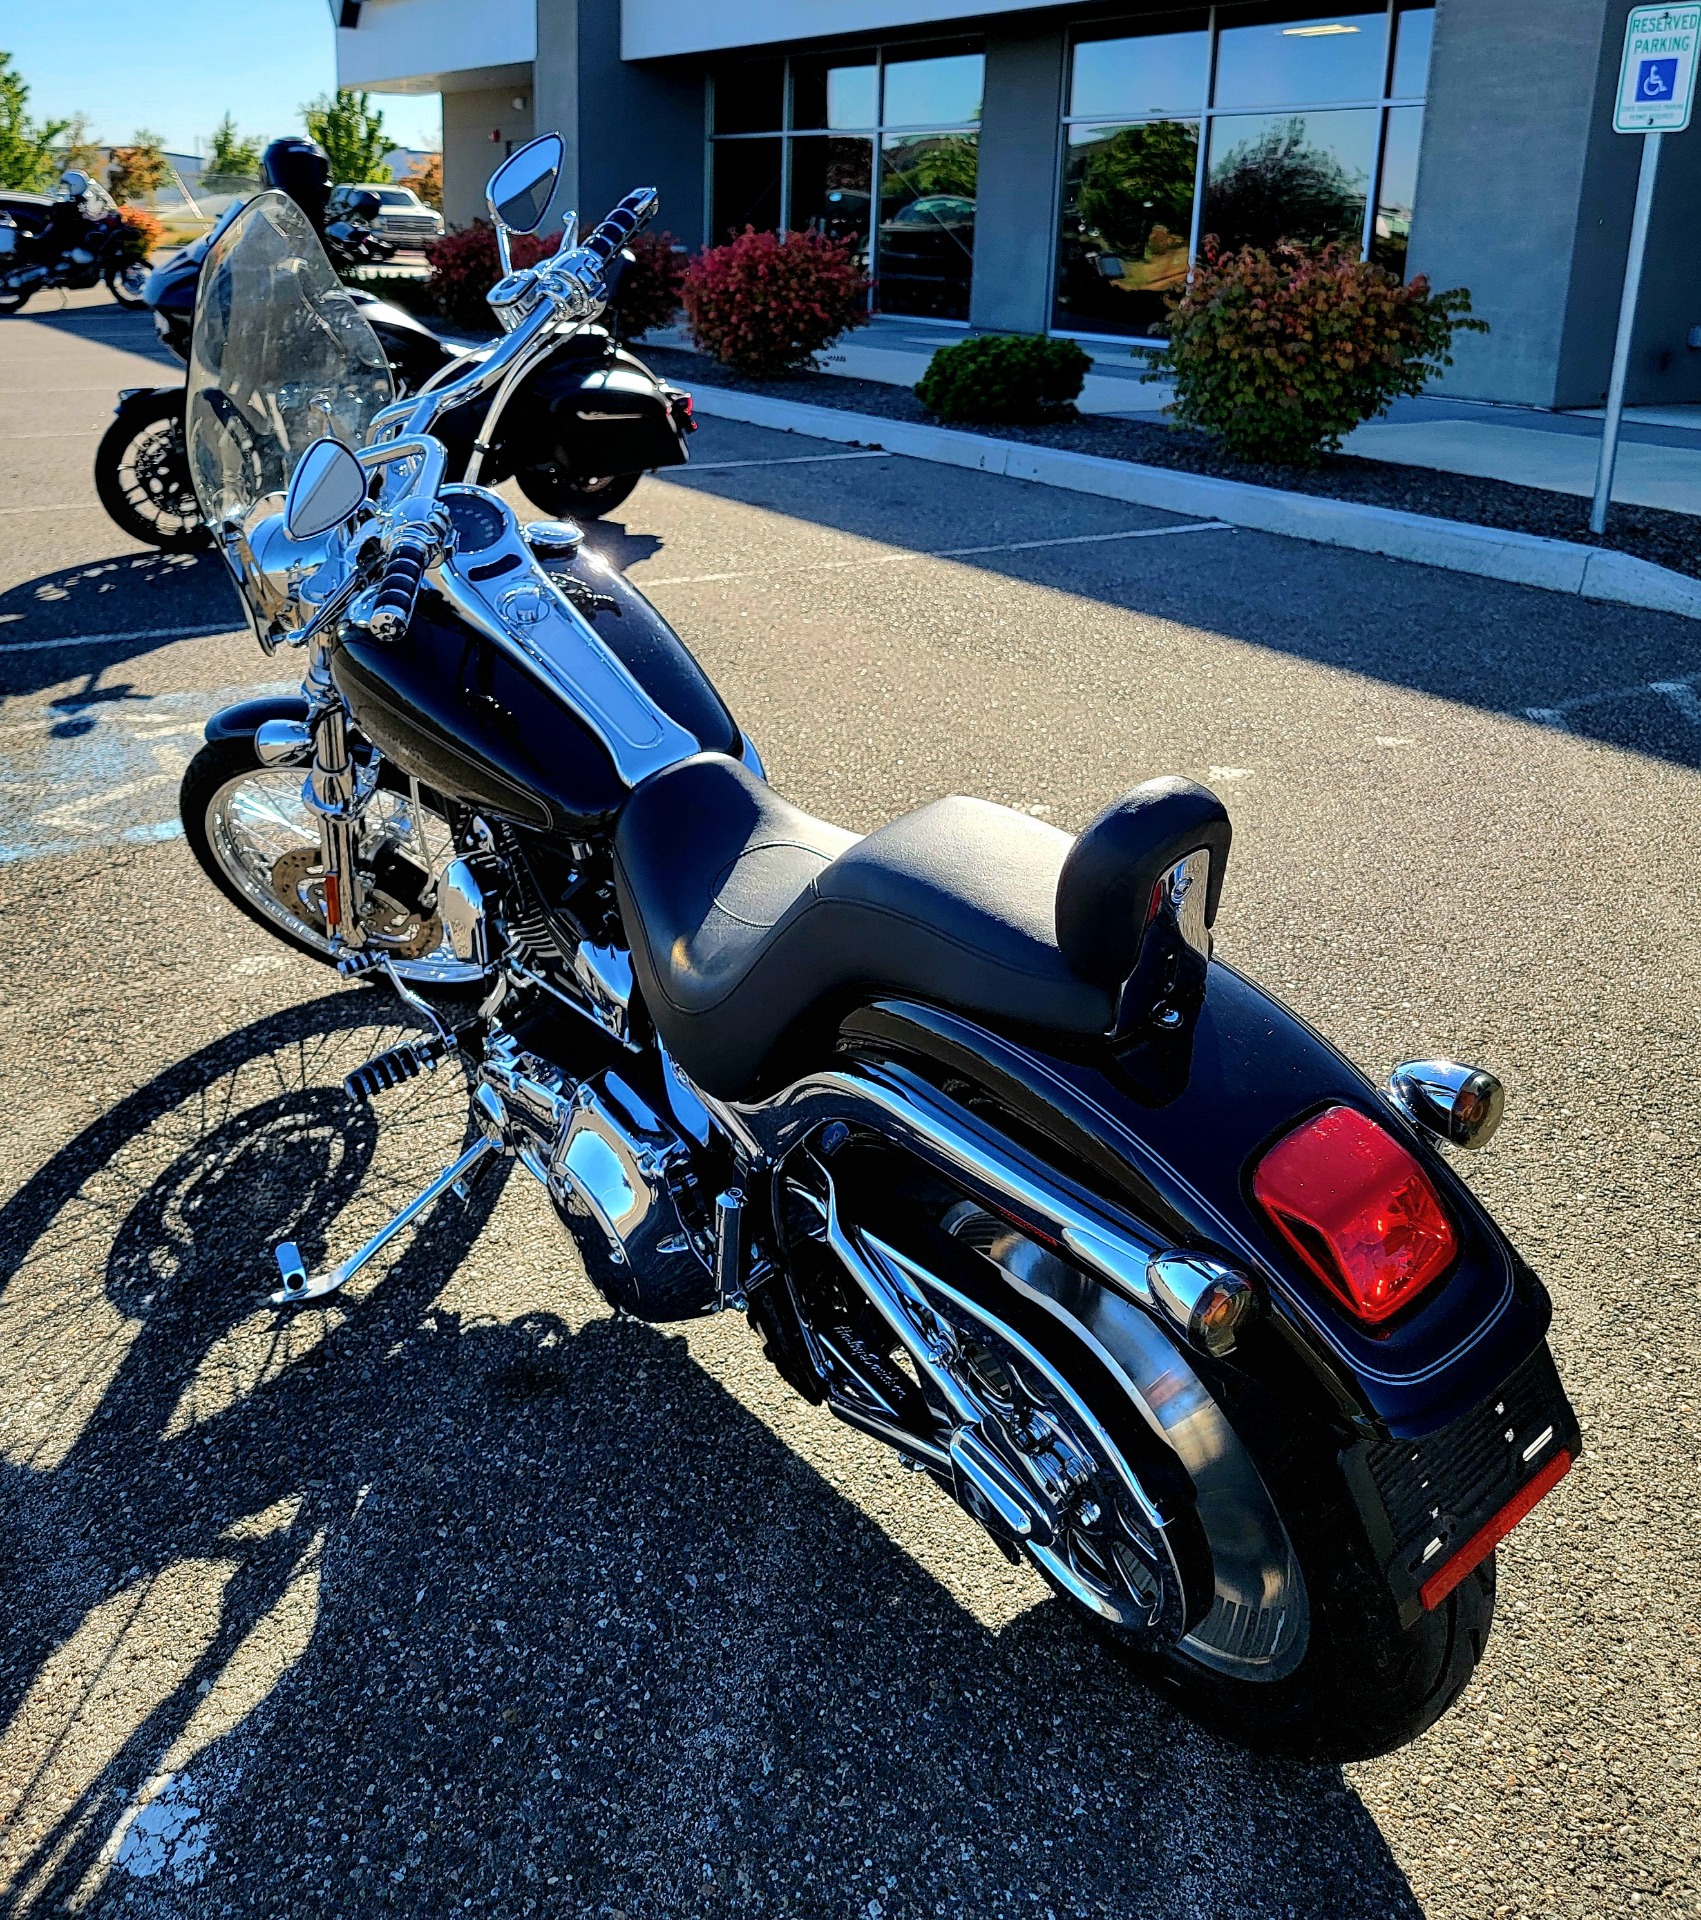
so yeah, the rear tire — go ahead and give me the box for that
[1098,1420,1497,1761]
[515,464,642,520]
[94,389,210,551]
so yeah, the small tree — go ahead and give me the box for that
[205,113,262,184]
[1155,240,1486,465]
[400,150,441,210]
[109,129,168,203]
[62,113,106,179]
[304,89,390,183]
[0,50,68,191]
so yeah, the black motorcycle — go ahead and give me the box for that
[169,142,1580,1762]
[0,169,149,314]
[94,145,692,553]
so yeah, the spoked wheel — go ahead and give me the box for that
[515,462,642,520]
[94,390,210,551]
[105,257,149,308]
[180,731,486,989]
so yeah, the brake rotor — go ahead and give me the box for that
[267,846,444,960]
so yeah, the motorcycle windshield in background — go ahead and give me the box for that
[185,190,392,525]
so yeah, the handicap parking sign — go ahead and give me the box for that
[1638,55,1680,98]
[1616,7,1700,130]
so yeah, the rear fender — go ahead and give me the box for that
[835,974,1556,1442]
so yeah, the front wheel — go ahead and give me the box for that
[94,390,210,551]
[180,731,487,989]
[0,281,31,316]
[105,257,149,308]
[515,463,643,520]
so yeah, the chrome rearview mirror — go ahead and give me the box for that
[487,133,565,234]
[1387,1058,1506,1151]
[284,436,367,541]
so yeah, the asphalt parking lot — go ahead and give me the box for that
[1,292,1698,1920]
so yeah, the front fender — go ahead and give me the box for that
[203,695,308,745]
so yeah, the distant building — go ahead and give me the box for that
[332,0,1701,410]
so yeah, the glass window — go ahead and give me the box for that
[789,135,875,273]
[1371,103,1422,275]
[711,137,782,242]
[1391,5,1434,96]
[877,132,978,318]
[882,52,984,128]
[1213,9,1389,109]
[1069,23,1210,120]
[791,57,878,130]
[713,59,785,135]
[1204,108,1378,251]
[1055,121,1198,337]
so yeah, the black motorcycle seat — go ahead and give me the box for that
[612,753,1114,1099]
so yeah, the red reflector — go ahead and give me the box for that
[1419,1448,1573,1610]
[1252,1105,1457,1323]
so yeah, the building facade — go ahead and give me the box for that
[336,0,1701,409]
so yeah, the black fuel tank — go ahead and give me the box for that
[332,563,741,835]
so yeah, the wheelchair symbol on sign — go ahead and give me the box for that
[1638,56,1679,99]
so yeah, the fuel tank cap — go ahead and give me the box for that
[524,518,584,560]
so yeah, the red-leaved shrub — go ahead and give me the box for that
[1157,240,1485,465]
[682,227,868,377]
[612,229,687,341]
[424,221,557,332]
[115,204,165,261]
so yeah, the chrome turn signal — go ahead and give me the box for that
[1387,1058,1505,1151]
[1145,1252,1257,1357]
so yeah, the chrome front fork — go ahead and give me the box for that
[302,638,366,947]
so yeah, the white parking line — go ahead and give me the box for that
[641,519,1232,588]
[675,451,894,473]
[1522,669,1701,731]
[0,624,239,655]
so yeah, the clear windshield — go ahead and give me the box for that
[185,191,393,525]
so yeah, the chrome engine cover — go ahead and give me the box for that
[477,1036,716,1320]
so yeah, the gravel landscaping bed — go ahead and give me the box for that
[641,345,1701,582]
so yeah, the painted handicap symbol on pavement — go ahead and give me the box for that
[1638,56,1679,99]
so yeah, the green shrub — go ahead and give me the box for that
[1155,241,1486,465]
[916,333,1091,424]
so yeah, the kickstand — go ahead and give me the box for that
[271,1132,499,1305]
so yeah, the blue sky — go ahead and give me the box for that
[4,0,442,157]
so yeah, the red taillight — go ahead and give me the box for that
[1252,1105,1457,1324]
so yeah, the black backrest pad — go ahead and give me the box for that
[1054,777,1231,988]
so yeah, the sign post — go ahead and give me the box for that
[1592,5,1700,534]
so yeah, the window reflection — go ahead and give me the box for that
[882,53,984,129]
[1213,10,1389,109]
[712,59,785,136]
[1204,108,1378,251]
[1371,104,1422,276]
[1069,24,1209,120]
[877,133,978,318]
[1055,121,1197,337]
[789,135,875,272]
[711,137,782,242]
[1391,5,1435,96]
[792,57,878,131]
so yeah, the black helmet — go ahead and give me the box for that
[261,137,332,228]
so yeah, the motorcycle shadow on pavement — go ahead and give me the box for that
[0,992,1423,1920]
[0,550,242,720]
[7,298,181,369]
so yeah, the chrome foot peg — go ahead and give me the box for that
[270,1134,499,1305]
[344,1032,457,1102]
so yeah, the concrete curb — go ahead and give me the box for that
[684,384,1701,622]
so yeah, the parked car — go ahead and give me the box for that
[328,183,443,246]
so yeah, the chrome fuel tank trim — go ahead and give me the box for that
[431,485,700,788]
